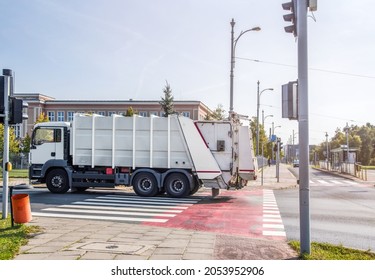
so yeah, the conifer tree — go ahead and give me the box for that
[159,81,175,117]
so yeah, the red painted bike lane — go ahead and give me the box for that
[143,189,268,238]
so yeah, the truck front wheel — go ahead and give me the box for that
[132,172,158,197]
[46,169,70,194]
[165,173,190,198]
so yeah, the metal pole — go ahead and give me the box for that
[1,70,11,219]
[325,132,329,169]
[276,138,280,182]
[261,144,264,186]
[345,123,350,173]
[256,80,260,155]
[229,19,235,114]
[272,122,274,162]
[297,0,311,255]
[292,129,295,162]
[261,110,264,186]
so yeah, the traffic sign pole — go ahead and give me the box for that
[1,69,12,219]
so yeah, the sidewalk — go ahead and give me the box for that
[12,164,299,260]
[248,163,298,190]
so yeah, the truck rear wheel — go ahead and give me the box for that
[190,183,200,195]
[165,173,190,198]
[46,169,70,194]
[132,172,158,197]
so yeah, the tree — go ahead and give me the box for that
[316,124,368,164]
[0,124,20,154]
[20,133,31,153]
[159,81,174,117]
[205,104,226,120]
[125,107,137,116]
[36,112,49,124]
[249,117,272,159]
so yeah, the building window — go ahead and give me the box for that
[34,107,42,123]
[139,111,147,117]
[47,111,55,121]
[150,111,158,116]
[13,124,21,138]
[108,111,116,116]
[97,111,106,116]
[182,112,190,118]
[57,111,65,122]
[160,112,165,117]
[118,111,125,116]
[67,111,74,122]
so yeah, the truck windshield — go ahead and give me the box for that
[33,127,61,145]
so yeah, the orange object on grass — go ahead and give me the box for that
[11,194,32,224]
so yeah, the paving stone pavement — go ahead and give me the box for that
[14,216,298,260]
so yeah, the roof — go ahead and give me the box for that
[330,146,359,152]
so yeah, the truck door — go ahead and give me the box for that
[30,127,65,165]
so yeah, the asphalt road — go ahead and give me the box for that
[274,167,375,252]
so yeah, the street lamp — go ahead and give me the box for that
[273,125,281,134]
[261,110,273,186]
[261,110,273,131]
[262,110,273,153]
[256,81,273,155]
[229,18,260,115]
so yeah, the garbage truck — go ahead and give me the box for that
[29,112,257,198]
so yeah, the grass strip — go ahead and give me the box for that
[289,240,375,260]
[0,215,40,260]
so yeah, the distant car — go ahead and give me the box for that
[293,160,299,167]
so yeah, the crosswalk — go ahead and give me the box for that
[309,179,359,186]
[262,189,286,238]
[32,194,201,223]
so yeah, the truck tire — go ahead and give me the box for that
[46,169,70,194]
[189,183,200,195]
[132,172,158,197]
[165,173,190,198]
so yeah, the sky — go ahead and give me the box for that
[1,0,375,146]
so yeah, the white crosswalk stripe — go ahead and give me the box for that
[309,179,360,186]
[32,194,201,223]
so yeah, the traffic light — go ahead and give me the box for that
[9,97,28,124]
[282,0,298,37]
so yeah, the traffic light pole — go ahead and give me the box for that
[276,139,280,182]
[297,0,311,255]
[1,70,11,219]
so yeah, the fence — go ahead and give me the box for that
[257,156,269,169]
[0,152,30,170]
[319,160,368,180]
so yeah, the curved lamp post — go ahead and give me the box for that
[256,82,273,155]
[229,19,260,115]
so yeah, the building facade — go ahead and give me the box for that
[14,93,213,138]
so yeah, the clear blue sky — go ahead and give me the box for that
[1,0,374,145]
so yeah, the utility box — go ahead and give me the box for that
[282,81,298,120]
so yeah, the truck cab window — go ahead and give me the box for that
[33,128,61,145]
